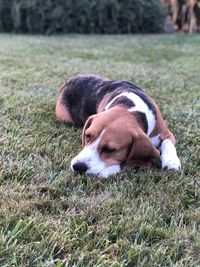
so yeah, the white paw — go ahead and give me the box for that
[161,154,181,171]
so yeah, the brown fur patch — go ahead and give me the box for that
[55,95,73,124]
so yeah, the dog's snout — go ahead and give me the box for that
[72,162,88,174]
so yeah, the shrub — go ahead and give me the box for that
[0,0,165,34]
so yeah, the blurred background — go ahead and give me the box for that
[0,0,199,34]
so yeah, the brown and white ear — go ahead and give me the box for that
[126,130,160,166]
[82,115,96,146]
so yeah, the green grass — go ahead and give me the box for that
[0,33,200,267]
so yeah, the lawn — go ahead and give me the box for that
[0,34,200,267]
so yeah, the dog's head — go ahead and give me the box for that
[71,107,159,178]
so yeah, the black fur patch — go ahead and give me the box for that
[97,81,156,114]
[134,111,148,133]
[61,75,105,126]
[108,96,135,109]
[60,74,156,127]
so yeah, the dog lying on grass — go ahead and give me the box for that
[55,74,181,178]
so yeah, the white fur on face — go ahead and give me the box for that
[105,92,156,136]
[160,139,181,171]
[71,130,121,178]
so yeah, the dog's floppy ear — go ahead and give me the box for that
[82,115,96,147]
[126,130,160,167]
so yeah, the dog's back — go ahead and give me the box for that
[58,74,154,127]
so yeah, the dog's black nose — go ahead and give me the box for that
[72,162,88,174]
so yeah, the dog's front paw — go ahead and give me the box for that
[161,154,181,171]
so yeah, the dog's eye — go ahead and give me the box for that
[101,146,116,154]
[85,134,91,143]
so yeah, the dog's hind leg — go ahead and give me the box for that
[55,94,73,124]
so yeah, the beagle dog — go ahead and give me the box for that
[56,74,181,178]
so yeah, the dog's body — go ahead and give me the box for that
[56,74,181,178]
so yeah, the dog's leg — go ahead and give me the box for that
[159,139,181,171]
[188,0,197,33]
[55,95,73,124]
[189,11,197,33]
[171,0,178,24]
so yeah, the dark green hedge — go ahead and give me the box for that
[0,0,165,34]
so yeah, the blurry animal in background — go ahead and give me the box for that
[164,0,200,32]
[56,74,181,178]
